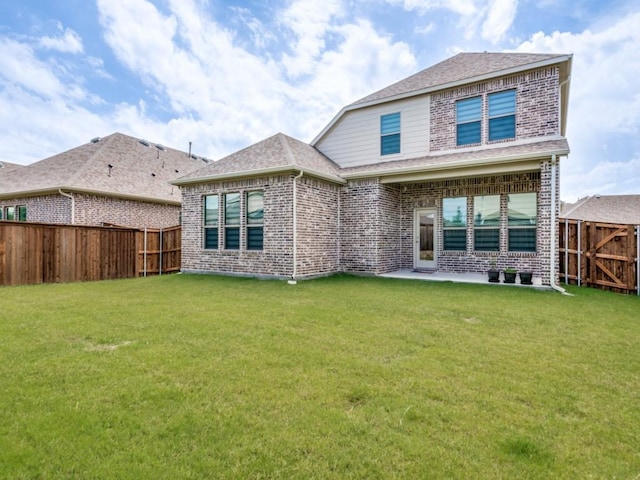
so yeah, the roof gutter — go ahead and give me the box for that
[312,55,573,146]
[171,165,346,186]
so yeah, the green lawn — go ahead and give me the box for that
[1,274,639,479]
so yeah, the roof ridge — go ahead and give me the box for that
[64,133,115,188]
[277,133,297,166]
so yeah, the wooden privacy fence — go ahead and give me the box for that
[559,219,639,295]
[0,222,181,286]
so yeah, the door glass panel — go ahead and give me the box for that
[419,212,434,261]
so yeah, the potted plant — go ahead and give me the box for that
[519,271,533,285]
[503,267,517,284]
[487,257,500,283]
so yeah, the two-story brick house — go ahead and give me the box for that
[174,52,573,285]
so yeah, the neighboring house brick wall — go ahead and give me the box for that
[0,194,71,223]
[430,66,560,152]
[73,194,180,228]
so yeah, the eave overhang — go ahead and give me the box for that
[171,165,347,186]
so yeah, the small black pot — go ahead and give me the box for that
[488,269,500,283]
[519,271,533,285]
[503,271,517,284]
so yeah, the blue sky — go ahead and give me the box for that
[1,0,638,201]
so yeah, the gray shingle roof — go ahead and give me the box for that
[0,161,25,175]
[0,133,206,203]
[352,52,569,105]
[174,133,343,184]
[561,195,640,224]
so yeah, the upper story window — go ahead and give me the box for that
[246,191,264,251]
[456,97,482,146]
[380,112,401,155]
[442,197,467,251]
[203,194,219,249]
[488,90,516,141]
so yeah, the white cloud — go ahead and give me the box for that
[388,0,477,16]
[516,10,640,200]
[38,26,84,54]
[481,0,518,43]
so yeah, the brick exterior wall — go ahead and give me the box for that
[0,194,71,223]
[180,174,341,279]
[0,193,179,228]
[430,66,560,152]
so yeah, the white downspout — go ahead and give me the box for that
[58,189,75,224]
[549,155,571,295]
[289,170,304,284]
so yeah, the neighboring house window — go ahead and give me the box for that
[5,206,15,221]
[508,193,537,252]
[0,208,3,220]
[17,205,27,222]
[443,197,467,250]
[474,195,500,251]
[203,195,219,249]
[380,112,401,155]
[224,193,241,250]
[488,90,516,141]
[456,97,481,146]
[246,191,264,251]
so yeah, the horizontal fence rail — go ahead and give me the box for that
[559,219,639,295]
[0,222,181,287]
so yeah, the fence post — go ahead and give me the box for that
[564,218,568,284]
[143,228,148,277]
[159,228,163,276]
[577,220,582,287]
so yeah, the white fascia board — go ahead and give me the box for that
[171,165,346,186]
[342,147,570,181]
[311,55,572,147]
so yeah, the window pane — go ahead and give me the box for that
[204,227,218,249]
[204,195,218,225]
[474,229,499,251]
[457,121,481,146]
[247,191,264,225]
[381,113,400,134]
[225,193,240,226]
[6,207,14,220]
[488,90,516,117]
[456,97,481,122]
[225,227,240,250]
[489,116,515,141]
[381,133,400,155]
[509,228,536,252]
[17,206,26,221]
[508,193,537,225]
[474,195,500,226]
[444,230,466,251]
[247,227,263,250]
[443,197,467,227]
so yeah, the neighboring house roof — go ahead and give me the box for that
[312,52,572,146]
[0,161,26,176]
[560,195,640,225]
[0,132,207,204]
[173,133,344,185]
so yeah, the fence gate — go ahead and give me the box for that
[559,219,639,295]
